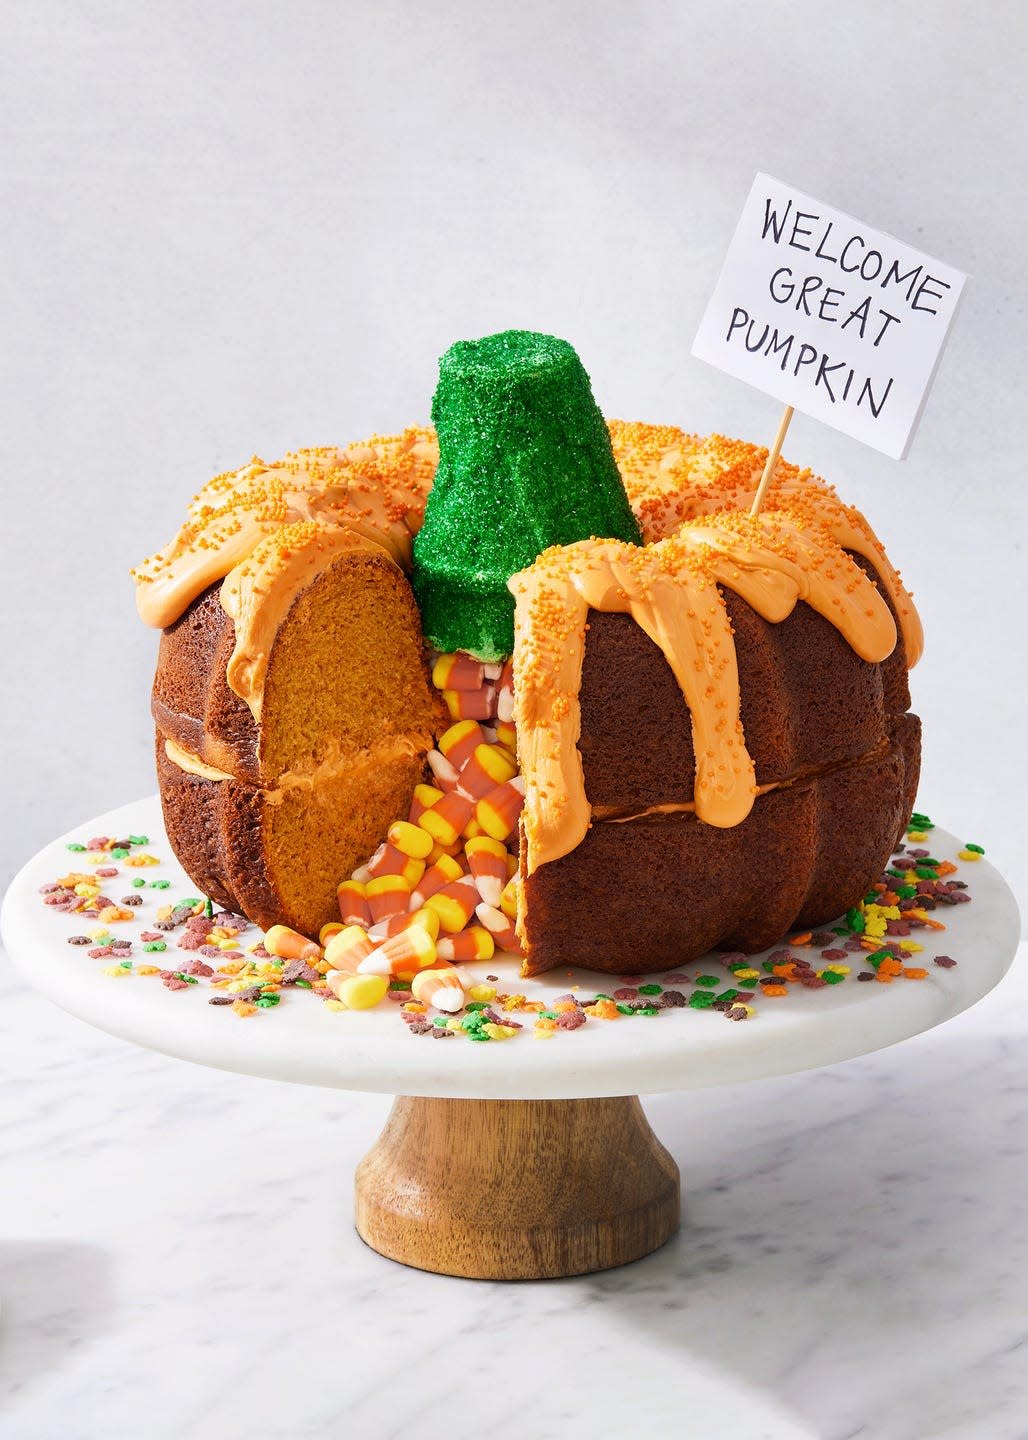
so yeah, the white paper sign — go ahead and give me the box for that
[692,174,967,459]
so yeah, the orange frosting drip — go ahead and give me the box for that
[132,429,438,629]
[608,422,923,668]
[509,507,903,874]
[220,522,389,722]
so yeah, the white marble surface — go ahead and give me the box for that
[5,798,1019,1103]
[2,936,1026,1440]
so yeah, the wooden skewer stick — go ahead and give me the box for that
[749,404,794,518]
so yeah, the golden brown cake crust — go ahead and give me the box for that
[153,584,262,782]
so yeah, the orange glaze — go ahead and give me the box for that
[131,429,438,629]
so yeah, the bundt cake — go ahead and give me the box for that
[133,330,922,981]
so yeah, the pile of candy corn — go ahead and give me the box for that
[265,652,523,1013]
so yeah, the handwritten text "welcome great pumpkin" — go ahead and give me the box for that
[725,196,954,419]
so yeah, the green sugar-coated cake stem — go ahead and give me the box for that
[412,330,642,661]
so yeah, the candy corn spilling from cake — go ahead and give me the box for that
[133,329,921,987]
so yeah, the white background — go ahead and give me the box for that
[2,0,1026,927]
[3,12,1027,1438]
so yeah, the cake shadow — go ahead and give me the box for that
[0,1240,114,1408]
[586,1035,1026,1435]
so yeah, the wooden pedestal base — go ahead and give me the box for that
[354,1095,680,1280]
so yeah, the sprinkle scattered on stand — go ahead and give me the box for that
[39,796,973,1042]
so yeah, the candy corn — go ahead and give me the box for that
[424,876,480,934]
[499,875,519,921]
[410,852,465,908]
[366,913,412,942]
[475,902,521,953]
[474,776,525,842]
[426,748,461,791]
[314,647,529,1015]
[365,842,425,889]
[264,925,320,962]
[408,783,444,825]
[496,660,515,722]
[437,720,487,770]
[369,907,442,944]
[324,925,375,973]
[406,906,442,941]
[442,685,495,721]
[465,835,507,907]
[418,791,474,848]
[365,875,410,923]
[326,971,389,1009]
[436,926,495,962]
[360,925,437,976]
[319,920,344,946]
[432,653,485,692]
[387,820,434,860]
[459,742,518,799]
[411,965,466,1013]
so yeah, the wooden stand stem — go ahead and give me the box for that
[355,1096,680,1280]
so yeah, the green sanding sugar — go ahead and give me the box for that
[412,330,641,659]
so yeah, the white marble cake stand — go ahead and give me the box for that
[2,797,1020,1280]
